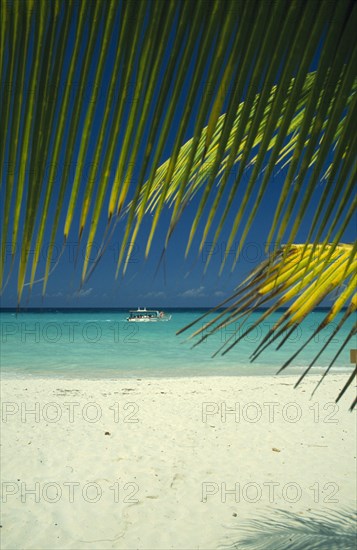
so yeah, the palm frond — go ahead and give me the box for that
[219,507,357,550]
[1,0,356,299]
[179,244,357,408]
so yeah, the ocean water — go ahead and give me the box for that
[0,309,355,379]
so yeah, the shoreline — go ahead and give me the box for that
[1,365,354,381]
[1,374,356,549]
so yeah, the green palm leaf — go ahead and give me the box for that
[1,0,31,288]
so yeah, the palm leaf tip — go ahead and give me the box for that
[184,244,356,408]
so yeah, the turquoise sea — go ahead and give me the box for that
[0,309,355,378]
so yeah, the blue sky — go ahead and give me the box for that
[2,161,355,308]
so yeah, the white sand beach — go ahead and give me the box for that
[1,374,356,549]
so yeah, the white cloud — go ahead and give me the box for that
[142,291,166,298]
[214,291,225,297]
[74,288,93,298]
[42,291,63,297]
[179,286,206,298]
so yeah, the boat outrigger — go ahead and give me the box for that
[126,307,172,322]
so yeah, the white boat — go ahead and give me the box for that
[126,307,172,322]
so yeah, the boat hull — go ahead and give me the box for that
[126,316,171,322]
